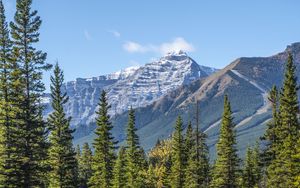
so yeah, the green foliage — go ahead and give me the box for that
[171,116,185,188]
[210,95,240,188]
[8,0,51,186]
[47,63,78,187]
[78,143,93,188]
[124,107,147,187]
[148,139,172,187]
[261,86,279,166]
[267,53,300,188]
[89,90,117,187]
[112,147,127,188]
[184,122,210,188]
[242,143,262,188]
[0,1,24,186]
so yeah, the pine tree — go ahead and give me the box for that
[0,1,23,186]
[47,63,78,187]
[9,0,51,186]
[79,143,93,188]
[210,95,240,188]
[184,124,209,188]
[184,124,198,188]
[89,90,117,187]
[184,121,194,163]
[125,107,146,187]
[171,116,185,188]
[261,86,279,164]
[112,147,127,188]
[267,53,300,188]
[260,86,279,186]
[242,144,261,188]
[294,137,300,186]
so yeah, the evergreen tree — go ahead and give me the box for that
[0,0,15,185]
[210,95,240,188]
[79,143,93,188]
[9,0,51,186]
[261,86,279,164]
[0,1,23,186]
[171,116,185,188]
[267,53,300,188]
[112,147,127,188]
[125,107,146,187]
[145,164,157,188]
[183,124,198,188]
[294,137,300,187]
[184,121,194,162]
[184,124,209,188]
[260,86,279,186]
[89,90,117,187]
[242,144,261,188]
[47,63,78,187]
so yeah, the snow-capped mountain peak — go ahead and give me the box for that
[44,53,218,128]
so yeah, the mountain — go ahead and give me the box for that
[74,42,300,159]
[43,51,218,138]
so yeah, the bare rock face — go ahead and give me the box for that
[43,51,217,128]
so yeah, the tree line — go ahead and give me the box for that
[0,0,300,187]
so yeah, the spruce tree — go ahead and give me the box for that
[47,63,78,187]
[9,0,51,186]
[184,121,194,163]
[0,0,14,185]
[125,107,146,187]
[171,116,185,188]
[112,147,127,188]
[267,53,300,188]
[79,143,93,188]
[294,137,300,186]
[89,90,117,187]
[0,1,23,186]
[184,124,209,188]
[261,86,279,163]
[242,144,261,188]
[210,95,240,188]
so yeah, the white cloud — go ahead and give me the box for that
[159,38,195,54]
[123,37,195,55]
[123,41,151,53]
[84,29,92,41]
[108,30,121,38]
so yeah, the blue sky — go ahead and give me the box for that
[2,0,300,90]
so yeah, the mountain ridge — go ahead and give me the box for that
[74,42,300,159]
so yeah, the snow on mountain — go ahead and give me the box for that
[44,51,218,127]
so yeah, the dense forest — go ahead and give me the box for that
[0,0,300,187]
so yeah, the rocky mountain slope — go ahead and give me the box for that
[74,42,300,158]
[44,51,217,134]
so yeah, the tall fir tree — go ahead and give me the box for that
[47,63,78,187]
[184,124,210,188]
[125,107,147,187]
[78,143,93,188]
[171,116,185,188]
[112,147,127,188]
[184,122,194,163]
[294,137,300,186]
[267,53,300,188]
[0,1,24,186]
[261,86,279,163]
[9,0,51,186]
[89,90,117,187]
[242,143,261,188]
[210,95,240,188]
